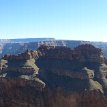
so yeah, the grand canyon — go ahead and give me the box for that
[0,39,107,107]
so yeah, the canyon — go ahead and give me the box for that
[0,44,107,106]
[0,38,107,58]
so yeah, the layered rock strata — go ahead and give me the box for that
[0,44,106,107]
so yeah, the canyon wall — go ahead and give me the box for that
[0,44,107,107]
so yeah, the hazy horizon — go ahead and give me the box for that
[0,37,106,42]
[0,0,107,41]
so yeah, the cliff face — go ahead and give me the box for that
[0,44,107,107]
[37,44,107,93]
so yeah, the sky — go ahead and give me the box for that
[0,0,107,41]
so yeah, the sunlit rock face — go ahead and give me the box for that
[2,49,39,76]
[97,63,107,79]
[95,63,107,93]
[0,50,45,90]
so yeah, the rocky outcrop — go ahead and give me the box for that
[95,63,107,93]
[0,44,107,107]
[37,44,107,94]
[0,50,45,91]
[74,44,104,63]
[3,49,39,60]
[37,44,104,63]
[1,44,107,93]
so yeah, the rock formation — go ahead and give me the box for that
[37,44,107,93]
[0,50,45,90]
[0,44,106,107]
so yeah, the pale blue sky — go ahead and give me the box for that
[0,0,107,41]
